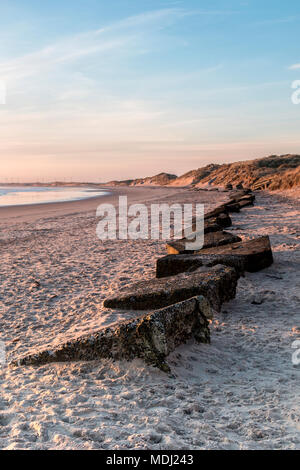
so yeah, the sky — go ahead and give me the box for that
[0,0,300,182]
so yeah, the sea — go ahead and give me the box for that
[0,186,108,207]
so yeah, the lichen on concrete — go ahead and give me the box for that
[104,265,238,312]
[11,296,212,372]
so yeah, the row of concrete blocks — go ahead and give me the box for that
[12,190,273,371]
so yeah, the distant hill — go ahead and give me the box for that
[106,172,177,187]
[104,155,300,191]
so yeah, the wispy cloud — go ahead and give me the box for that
[0,38,129,81]
[0,8,187,82]
[289,63,300,70]
[0,6,239,83]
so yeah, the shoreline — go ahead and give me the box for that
[0,187,116,220]
[0,186,186,225]
[0,191,111,209]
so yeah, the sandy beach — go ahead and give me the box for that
[0,187,299,450]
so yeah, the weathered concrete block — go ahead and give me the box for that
[215,213,232,228]
[240,194,255,202]
[225,202,240,213]
[166,231,242,255]
[203,219,223,234]
[12,296,212,372]
[229,190,253,201]
[238,199,254,209]
[192,213,232,231]
[204,205,228,220]
[229,194,255,205]
[202,193,254,221]
[104,264,239,312]
[197,236,273,272]
[156,236,273,278]
[156,253,246,278]
[156,254,204,278]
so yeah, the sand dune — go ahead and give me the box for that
[105,154,300,191]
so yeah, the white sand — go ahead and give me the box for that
[0,187,299,450]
